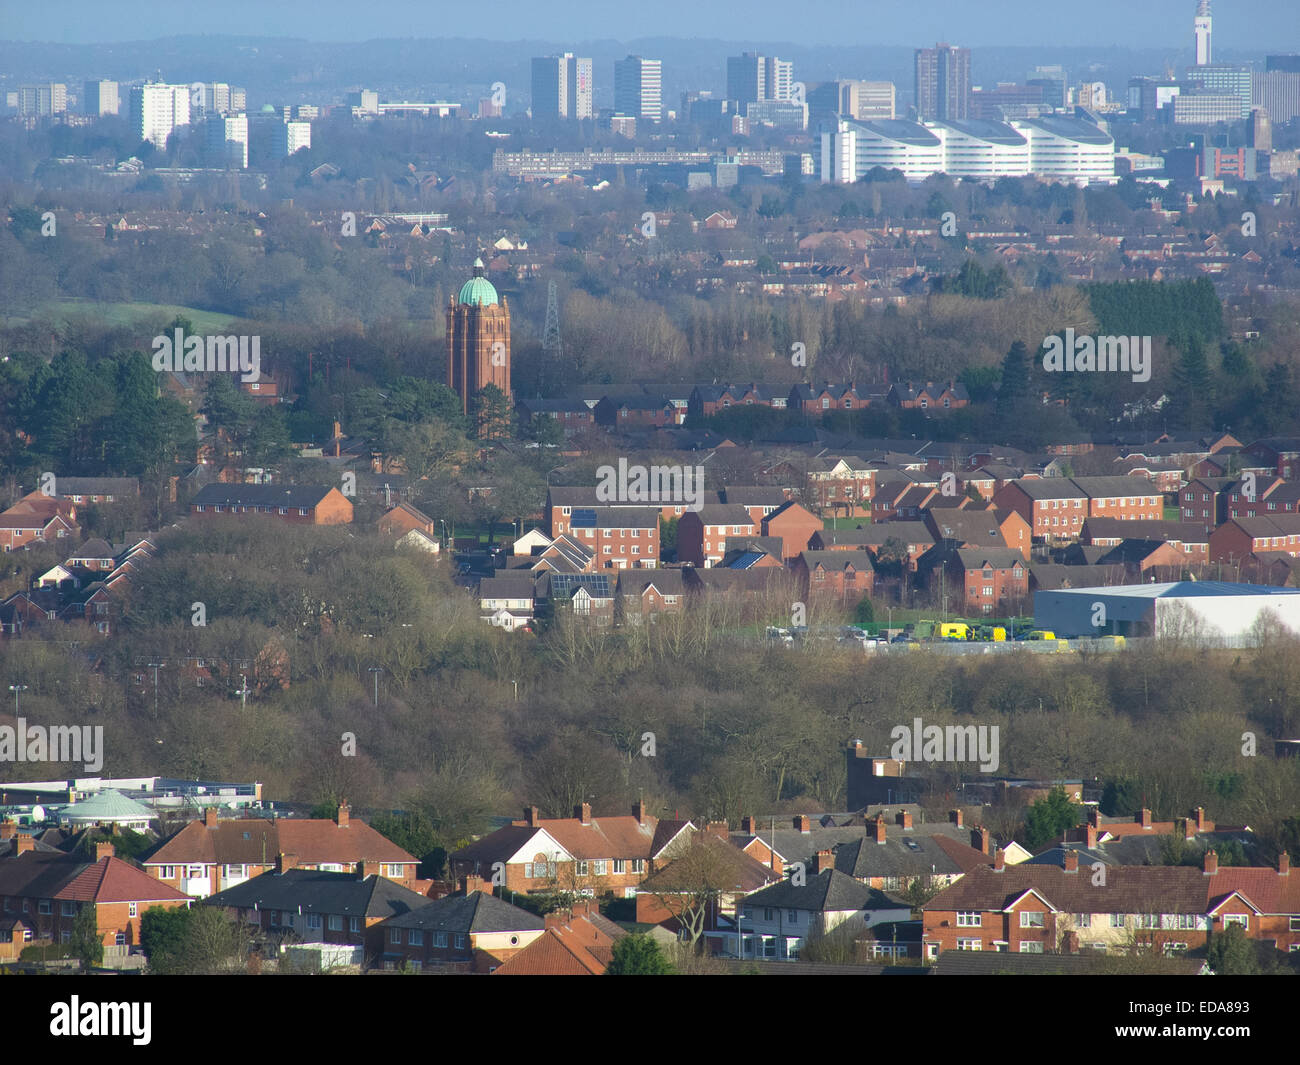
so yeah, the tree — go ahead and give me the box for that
[997,340,1032,413]
[70,903,103,970]
[472,384,513,441]
[1022,786,1082,849]
[606,933,674,974]
[1206,922,1257,975]
[854,598,874,624]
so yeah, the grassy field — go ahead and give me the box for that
[1164,505,1180,522]
[32,299,241,334]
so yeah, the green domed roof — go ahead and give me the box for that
[458,258,499,306]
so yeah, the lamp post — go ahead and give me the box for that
[145,662,164,713]
[9,684,27,715]
[234,674,251,710]
[368,667,381,708]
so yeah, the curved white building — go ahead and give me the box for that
[1011,117,1115,182]
[820,115,1113,184]
[931,119,1030,178]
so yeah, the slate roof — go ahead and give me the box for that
[379,890,545,934]
[741,869,906,913]
[833,833,976,879]
[924,863,1210,914]
[204,869,430,919]
[191,484,340,508]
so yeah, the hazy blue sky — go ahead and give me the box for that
[1,0,1293,49]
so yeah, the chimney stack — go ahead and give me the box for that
[576,803,592,825]
[1063,850,1079,873]
[336,802,350,829]
[1085,824,1098,848]
[993,847,1006,872]
[971,826,990,854]
[814,849,835,874]
[793,815,811,834]
[1279,852,1291,877]
[949,809,963,828]
[1196,807,1208,832]
[896,809,913,830]
[705,820,728,840]
[0,820,15,841]
[1203,848,1218,875]
[16,834,34,855]
[96,841,115,861]
[525,805,541,828]
[633,800,647,826]
[741,815,758,834]
[356,860,373,879]
[873,815,887,845]
[1087,807,1101,828]
[461,873,487,894]
[1138,808,1152,830]
[204,807,218,829]
[276,852,298,874]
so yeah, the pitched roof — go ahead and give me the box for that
[204,868,429,918]
[924,863,1210,914]
[379,890,545,933]
[191,484,341,508]
[145,816,416,867]
[57,856,190,904]
[491,909,625,975]
[742,868,903,913]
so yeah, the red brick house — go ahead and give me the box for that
[993,477,1161,543]
[615,569,686,623]
[933,548,1028,615]
[0,495,78,551]
[492,900,627,975]
[1209,515,1300,564]
[761,501,823,561]
[922,849,1300,960]
[189,484,354,525]
[567,506,661,569]
[805,456,877,518]
[144,805,419,898]
[449,803,692,898]
[793,550,876,605]
[0,836,189,960]
[676,504,756,566]
[370,882,546,972]
[377,501,438,538]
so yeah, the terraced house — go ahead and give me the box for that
[449,802,692,898]
[922,849,1300,960]
[143,805,419,898]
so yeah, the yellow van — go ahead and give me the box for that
[990,626,1007,642]
[1025,630,1056,641]
[938,622,972,640]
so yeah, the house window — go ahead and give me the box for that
[390,929,402,944]
[787,910,798,923]
[956,938,982,951]
[409,929,422,945]
[956,912,982,927]
[1075,913,1091,927]
[225,864,245,879]
[631,860,645,874]
[614,859,626,874]
[1020,941,1044,953]
[307,914,322,930]
[434,933,448,948]
[592,861,608,876]
[763,908,773,921]
[61,901,76,916]
[186,865,204,880]
[349,917,361,933]
[455,934,467,950]
[129,903,138,918]
[1110,914,1126,927]
[328,915,343,931]
[1020,911,1044,928]
[1223,915,1248,930]
[38,901,52,915]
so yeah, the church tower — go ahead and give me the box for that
[446,258,511,416]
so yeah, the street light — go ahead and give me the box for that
[145,662,164,713]
[9,684,27,715]
[368,667,382,707]
[234,674,251,710]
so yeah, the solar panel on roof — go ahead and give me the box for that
[570,509,597,528]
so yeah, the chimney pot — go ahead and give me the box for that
[705,820,729,840]
[633,800,647,826]
[525,805,541,828]
[576,802,592,825]
[814,849,835,874]
[741,815,757,834]
[1063,849,1079,873]
[1279,852,1291,876]
[96,841,115,861]
[16,833,35,854]
[1086,824,1098,848]
[896,809,913,830]
[0,820,16,841]
[949,809,963,828]
[1203,848,1219,875]
[970,826,990,854]
[794,815,811,834]
[336,802,350,829]
[873,815,887,845]
[276,852,298,874]
[993,848,1006,872]
[1139,807,1152,829]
